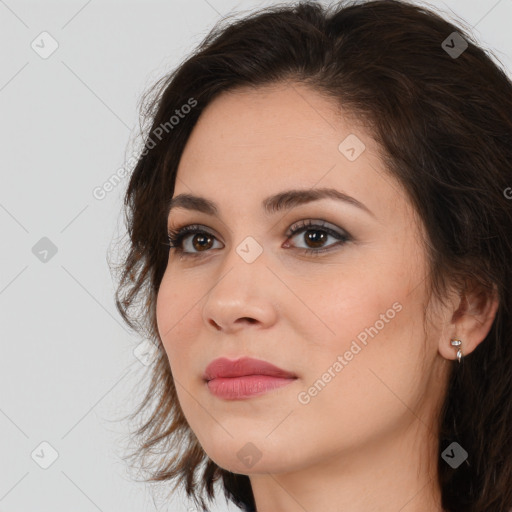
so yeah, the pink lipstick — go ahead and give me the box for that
[203,357,297,400]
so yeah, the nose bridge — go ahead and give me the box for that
[201,232,276,330]
[219,211,269,270]
[213,232,268,292]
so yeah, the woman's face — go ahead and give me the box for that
[156,82,450,475]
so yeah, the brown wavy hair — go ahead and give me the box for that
[111,1,512,510]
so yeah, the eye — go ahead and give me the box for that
[166,224,221,259]
[285,219,351,256]
[166,219,351,260]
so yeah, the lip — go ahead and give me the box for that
[203,357,297,381]
[203,357,298,400]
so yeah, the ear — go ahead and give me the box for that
[438,280,500,361]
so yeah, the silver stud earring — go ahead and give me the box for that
[450,338,463,363]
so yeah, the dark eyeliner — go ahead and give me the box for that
[166,220,351,258]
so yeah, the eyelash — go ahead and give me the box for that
[166,219,351,260]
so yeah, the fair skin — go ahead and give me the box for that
[155,82,498,512]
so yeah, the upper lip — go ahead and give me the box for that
[203,357,297,381]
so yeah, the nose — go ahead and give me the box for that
[201,247,278,334]
[208,315,258,331]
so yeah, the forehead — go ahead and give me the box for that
[172,82,409,224]
[177,82,351,179]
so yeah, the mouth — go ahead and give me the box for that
[203,356,298,400]
[206,375,297,400]
[203,356,297,380]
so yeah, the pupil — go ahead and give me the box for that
[307,230,326,248]
[193,234,212,251]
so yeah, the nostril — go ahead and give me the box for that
[209,319,221,330]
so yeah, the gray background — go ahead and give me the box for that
[1,1,510,511]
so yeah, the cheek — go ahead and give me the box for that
[155,273,195,366]
[290,292,428,453]
[290,250,427,397]
[155,279,173,348]
[287,260,409,354]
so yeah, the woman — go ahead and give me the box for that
[113,1,512,510]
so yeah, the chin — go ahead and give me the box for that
[200,436,304,476]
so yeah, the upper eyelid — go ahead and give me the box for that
[167,219,350,242]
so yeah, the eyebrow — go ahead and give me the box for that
[166,187,375,219]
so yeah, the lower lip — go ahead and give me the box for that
[206,375,297,400]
